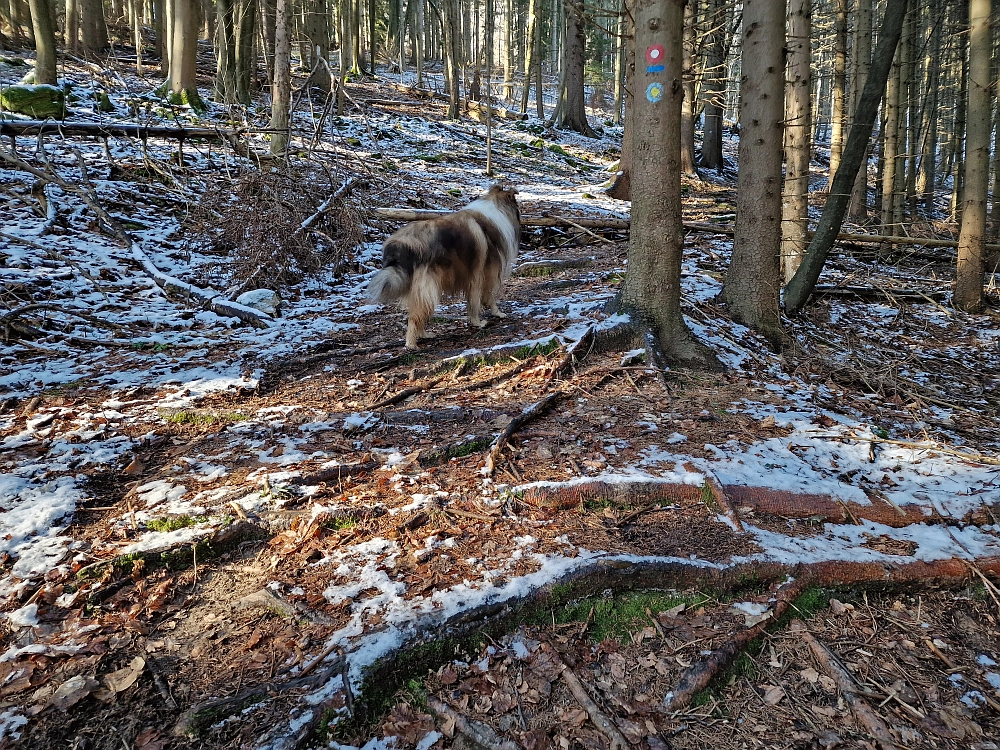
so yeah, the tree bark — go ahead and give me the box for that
[698,0,724,171]
[268,0,291,154]
[28,0,56,84]
[780,0,810,283]
[954,0,991,312]
[166,0,202,108]
[612,0,625,125]
[724,0,786,346]
[916,0,941,212]
[66,0,80,53]
[558,0,594,136]
[827,0,847,186]
[880,28,901,235]
[679,0,697,175]
[502,0,513,100]
[442,0,461,118]
[605,0,633,200]
[847,0,872,220]
[80,0,108,53]
[303,0,331,92]
[619,0,719,370]
[784,0,908,315]
[519,0,538,115]
[949,8,968,223]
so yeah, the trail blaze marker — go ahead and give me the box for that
[645,82,664,103]
[645,44,665,64]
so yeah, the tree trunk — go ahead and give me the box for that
[780,0,810,284]
[28,0,56,84]
[880,29,901,234]
[7,0,26,46]
[80,0,108,53]
[619,0,719,370]
[916,0,941,212]
[949,16,968,223]
[900,4,916,219]
[605,0,633,200]
[847,0,872,220]
[784,0,908,315]
[502,0,513,100]
[827,0,846,186]
[303,0,331,91]
[268,0,291,154]
[724,0,786,346]
[679,0,697,175]
[698,0,724,171]
[558,0,594,136]
[66,0,79,53]
[612,0,625,125]
[954,0,991,312]
[519,0,538,114]
[442,0,461,118]
[167,0,203,108]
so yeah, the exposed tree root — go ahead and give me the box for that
[484,391,564,476]
[546,644,630,750]
[426,696,524,750]
[793,620,902,750]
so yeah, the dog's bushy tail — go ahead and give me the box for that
[367,263,410,304]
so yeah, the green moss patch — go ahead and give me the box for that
[0,84,66,118]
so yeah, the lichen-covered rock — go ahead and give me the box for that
[0,84,66,118]
[235,289,280,317]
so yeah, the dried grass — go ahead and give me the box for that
[188,167,364,287]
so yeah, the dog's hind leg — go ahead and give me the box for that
[404,269,440,348]
[466,278,487,329]
[482,279,507,318]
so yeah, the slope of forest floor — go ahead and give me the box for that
[1,56,1000,750]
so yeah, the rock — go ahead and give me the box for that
[235,289,280,317]
[0,84,66,118]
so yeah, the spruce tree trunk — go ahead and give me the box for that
[724,0,786,346]
[954,0,991,312]
[502,0,513,100]
[303,0,331,91]
[442,0,461,118]
[414,0,423,84]
[679,0,697,175]
[28,0,56,84]
[269,0,292,154]
[880,34,901,234]
[848,0,872,221]
[532,0,542,117]
[827,0,847,187]
[619,0,719,370]
[784,0,908,315]
[950,21,968,222]
[605,0,633,199]
[612,0,625,125]
[558,0,594,136]
[916,0,941,212]
[519,0,537,114]
[780,0,810,283]
[131,0,144,74]
[698,0,724,171]
[900,5,916,219]
[8,0,26,46]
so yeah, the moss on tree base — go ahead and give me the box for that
[154,83,208,113]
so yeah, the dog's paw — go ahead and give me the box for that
[491,310,508,319]
[420,331,437,339]
[469,318,488,329]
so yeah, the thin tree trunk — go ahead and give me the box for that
[269,0,292,154]
[605,0,633,199]
[66,0,80,53]
[698,0,724,171]
[781,0,810,283]
[900,4,916,220]
[28,0,56,84]
[519,0,537,114]
[950,14,968,222]
[954,0,991,311]
[679,0,697,175]
[916,0,941,212]
[880,31,901,235]
[848,0,872,220]
[726,0,785,345]
[827,0,847,186]
[442,0,461,118]
[502,0,513,100]
[784,0,909,315]
[620,0,718,370]
[612,0,625,125]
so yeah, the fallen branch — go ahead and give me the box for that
[546,645,629,750]
[812,284,949,302]
[663,577,806,712]
[0,119,241,140]
[483,391,563,476]
[370,376,444,409]
[793,620,901,750]
[514,258,595,276]
[684,463,744,532]
[426,695,523,750]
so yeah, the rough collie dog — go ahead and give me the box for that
[367,185,520,349]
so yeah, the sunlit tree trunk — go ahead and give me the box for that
[558,0,594,136]
[619,0,719,370]
[605,0,633,199]
[848,0,872,220]
[269,0,292,153]
[303,0,331,91]
[502,0,513,100]
[679,0,697,175]
[28,0,56,83]
[916,0,941,212]
[699,0,725,171]
[880,32,901,234]
[167,0,202,107]
[955,0,991,312]
[827,0,846,186]
[519,0,538,114]
[612,0,625,125]
[781,0,810,283]
[66,0,80,53]
[442,0,460,118]
[725,0,786,346]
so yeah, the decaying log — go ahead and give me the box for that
[813,285,948,302]
[465,99,529,121]
[427,695,523,750]
[793,621,902,750]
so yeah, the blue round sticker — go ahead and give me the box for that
[645,82,664,103]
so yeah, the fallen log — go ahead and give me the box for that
[812,284,949,302]
[369,208,1000,253]
[466,99,529,121]
[0,119,239,141]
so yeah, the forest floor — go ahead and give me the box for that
[2,54,1000,750]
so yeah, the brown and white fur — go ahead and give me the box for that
[367,185,520,349]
